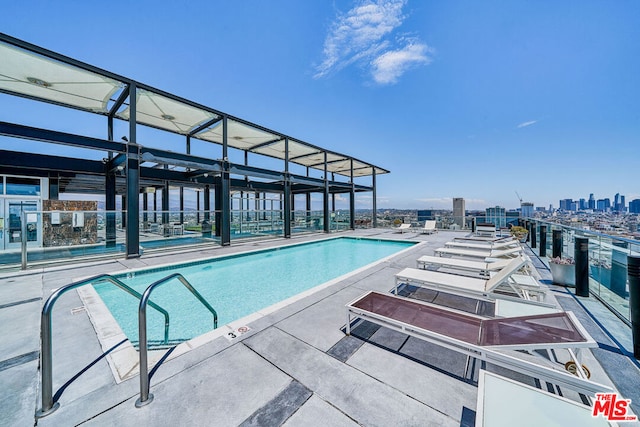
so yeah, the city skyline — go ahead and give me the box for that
[1,1,639,210]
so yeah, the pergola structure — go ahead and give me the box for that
[0,33,388,257]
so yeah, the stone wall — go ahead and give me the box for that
[42,200,98,247]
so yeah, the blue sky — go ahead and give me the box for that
[1,0,639,210]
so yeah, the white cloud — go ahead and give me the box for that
[314,0,431,84]
[371,41,432,84]
[517,120,538,128]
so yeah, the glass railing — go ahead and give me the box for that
[1,210,127,269]
[329,211,351,232]
[139,210,220,250]
[230,209,283,239]
[2,209,229,270]
[291,210,325,234]
[530,219,638,324]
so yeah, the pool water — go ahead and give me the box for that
[92,237,414,346]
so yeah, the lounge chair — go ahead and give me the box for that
[476,223,496,237]
[444,239,520,250]
[418,220,437,234]
[476,370,612,427]
[434,246,523,259]
[417,255,538,280]
[395,223,412,233]
[345,291,611,395]
[395,257,545,300]
[454,235,514,243]
[416,255,515,277]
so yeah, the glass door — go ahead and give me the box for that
[6,200,41,249]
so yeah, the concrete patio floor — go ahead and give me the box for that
[1,229,639,426]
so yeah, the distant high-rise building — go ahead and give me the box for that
[621,195,626,213]
[604,198,611,210]
[630,199,640,214]
[485,206,506,228]
[597,199,606,211]
[614,193,620,211]
[453,198,465,228]
[417,210,434,222]
[506,210,520,227]
[520,202,534,218]
[579,198,586,210]
[588,193,595,210]
[559,199,573,211]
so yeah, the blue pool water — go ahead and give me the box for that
[92,237,414,346]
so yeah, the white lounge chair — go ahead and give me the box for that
[435,246,523,259]
[395,257,545,300]
[418,220,437,234]
[346,291,610,396]
[444,239,520,250]
[416,255,515,277]
[476,370,612,427]
[476,223,496,237]
[395,223,412,233]
[454,235,514,243]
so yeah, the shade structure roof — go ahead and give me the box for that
[0,33,388,179]
[0,42,122,113]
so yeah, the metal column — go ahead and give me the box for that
[125,83,139,258]
[349,159,355,230]
[530,221,537,248]
[105,171,116,248]
[323,152,330,233]
[283,138,291,238]
[372,168,377,228]
[552,229,562,258]
[575,237,589,297]
[539,225,547,257]
[628,256,640,358]
[161,182,169,228]
[220,116,231,245]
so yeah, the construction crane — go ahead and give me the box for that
[515,191,523,205]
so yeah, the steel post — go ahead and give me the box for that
[539,225,547,257]
[552,229,562,258]
[575,237,589,297]
[628,256,640,358]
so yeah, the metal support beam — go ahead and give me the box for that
[220,116,231,245]
[204,185,210,221]
[179,187,184,224]
[162,181,169,226]
[105,172,116,247]
[143,192,148,224]
[0,121,125,153]
[372,168,377,228]
[125,83,140,258]
[323,152,330,233]
[153,191,158,223]
[350,160,355,230]
[283,138,291,238]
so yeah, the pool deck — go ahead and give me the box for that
[1,229,639,426]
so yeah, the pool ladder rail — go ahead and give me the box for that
[36,272,218,418]
[136,273,217,408]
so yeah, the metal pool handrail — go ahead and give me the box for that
[37,274,170,418]
[136,273,218,408]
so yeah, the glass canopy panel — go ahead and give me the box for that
[287,140,320,161]
[195,119,280,151]
[0,42,123,112]
[117,89,218,134]
[294,152,346,168]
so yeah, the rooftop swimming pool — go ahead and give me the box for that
[92,237,416,346]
